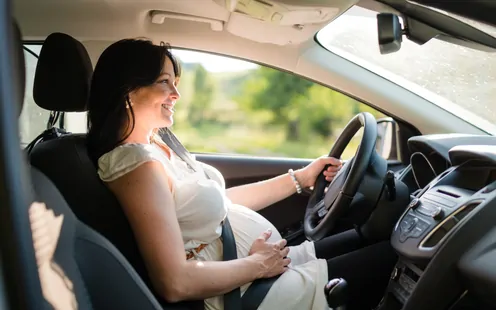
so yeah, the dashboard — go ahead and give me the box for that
[381,134,496,310]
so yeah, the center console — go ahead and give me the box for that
[374,162,496,310]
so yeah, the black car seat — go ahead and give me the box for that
[31,167,166,310]
[28,33,203,310]
[14,23,163,310]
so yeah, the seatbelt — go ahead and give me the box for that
[220,218,242,309]
[160,129,277,310]
[159,129,241,310]
[158,129,199,173]
[242,276,280,310]
[25,111,68,154]
[25,127,69,154]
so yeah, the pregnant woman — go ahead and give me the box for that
[87,38,343,310]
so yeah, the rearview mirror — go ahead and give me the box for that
[377,13,403,54]
[376,117,398,159]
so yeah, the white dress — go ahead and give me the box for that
[97,143,329,310]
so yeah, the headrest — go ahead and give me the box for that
[13,22,25,117]
[33,33,92,112]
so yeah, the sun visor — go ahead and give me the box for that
[218,0,357,45]
[225,12,329,45]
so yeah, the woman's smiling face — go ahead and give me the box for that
[128,56,181,130]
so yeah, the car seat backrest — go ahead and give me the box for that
[30,167,164,310]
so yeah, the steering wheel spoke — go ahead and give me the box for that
[315,199,328,218]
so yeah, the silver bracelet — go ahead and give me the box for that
[288,169,302,194]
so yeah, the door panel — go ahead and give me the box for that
[195,154,311,181]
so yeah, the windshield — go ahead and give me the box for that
[316,6,496,133]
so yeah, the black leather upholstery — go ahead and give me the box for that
[30,134,153,301]
[30,134,145,269]
[33,32,92,112]
[29,34,203,309]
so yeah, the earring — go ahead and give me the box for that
[126,101,134,109]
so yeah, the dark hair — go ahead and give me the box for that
[86,39,181,164]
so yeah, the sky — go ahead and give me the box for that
[172,49,259,73]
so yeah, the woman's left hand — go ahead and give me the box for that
[295,156,342,189]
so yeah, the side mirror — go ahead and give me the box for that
[377,13,403,55]
[376,117,398,160]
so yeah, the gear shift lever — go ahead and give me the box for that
[324,278,348,310]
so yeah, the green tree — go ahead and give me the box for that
[235,65,386,147]
[304,85,356,137]
[189,64,214,125]
[237,67,313,140]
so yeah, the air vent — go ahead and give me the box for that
[421,201,481,248]
[436,189,460,199]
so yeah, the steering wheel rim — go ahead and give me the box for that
[304,112,378,241]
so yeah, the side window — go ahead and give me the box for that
[20,44,50,147]
[171,49,387,160]
[19,44,88,148]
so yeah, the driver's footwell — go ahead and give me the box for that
[318,238,397,310]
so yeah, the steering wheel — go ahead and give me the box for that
[304,112,378,241]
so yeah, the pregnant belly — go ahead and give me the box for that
[199,203,283,262]
[228,204,283,259]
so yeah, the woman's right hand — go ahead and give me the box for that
[248,229,291,279]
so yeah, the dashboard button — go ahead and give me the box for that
[399,232,409,243]
[400,220,409,231]
[400,216,418,232]
[416,220,430,230]
[416,203,444,220]
[432,207,444,220]
[417,204,434,217]
[411,227,424,237]
[391,267,401,281]
[409,198,420,209]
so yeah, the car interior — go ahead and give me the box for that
[1,0,496,309]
